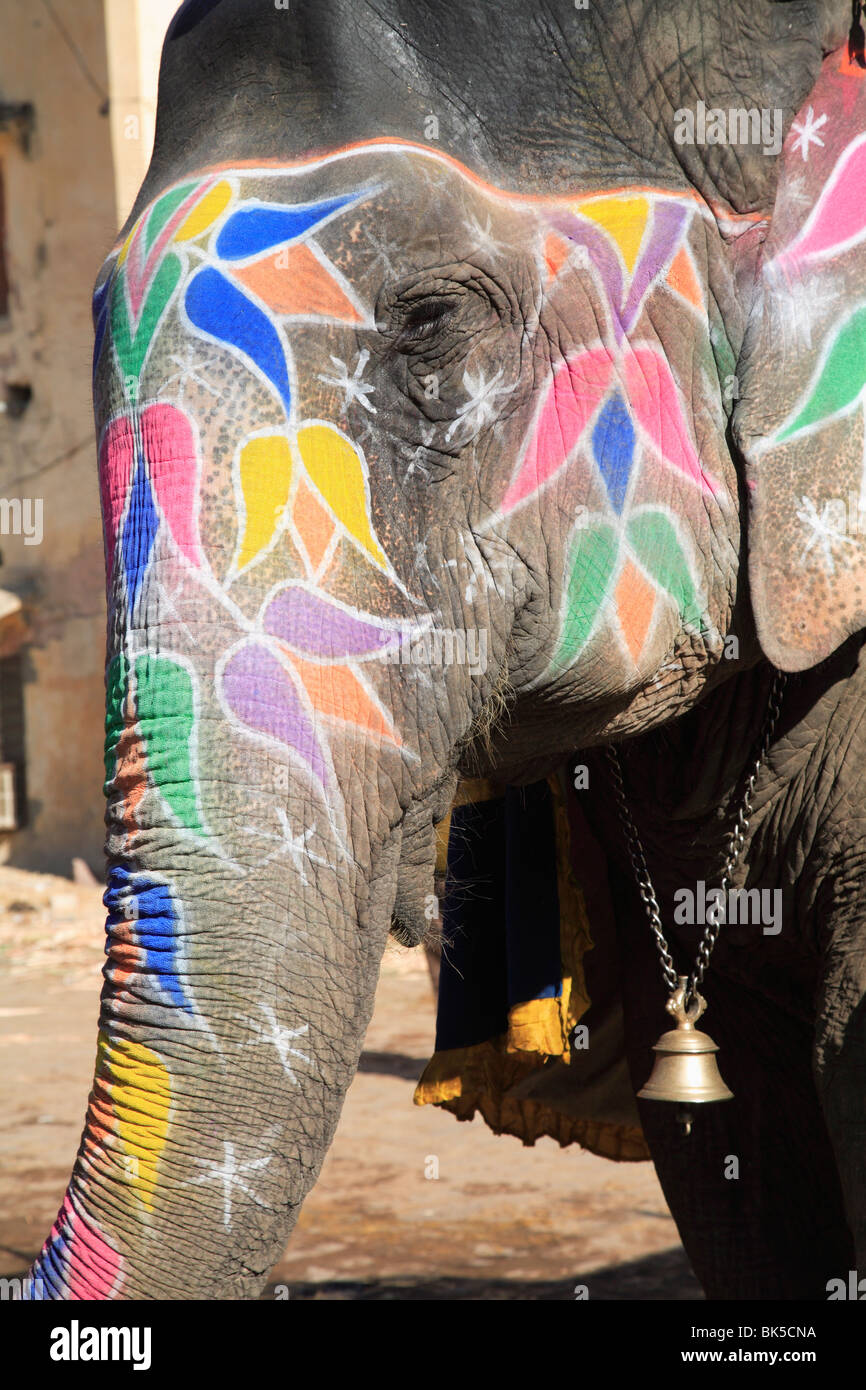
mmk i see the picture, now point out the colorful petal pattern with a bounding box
[185,266,294,415]
[555,523,619,666]
[777,133,866,270]
[215,191,365,260]
[296,423,388,570]
[221,642,329,786]
[104,867,192,1014]
[235,434,293,572]
[90,1031,172,1213]
[133,654,207,837]
[592,391,635,513]
[776,303,866,440]
[28,1195,123,1300]
[263,586,396,659]
[626,511,704,631]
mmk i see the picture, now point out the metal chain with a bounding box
[604,668,787,1007]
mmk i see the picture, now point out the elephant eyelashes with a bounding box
[391,295,460,352]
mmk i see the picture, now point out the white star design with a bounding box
[244,1005,314,1085]
[158,343,222,405]
[461,211,505,260]
[444,366,514,442]
[768,274,840,353]
[353,415,379,452]
[790,107,828,161]
[402,425,436,481]
[318,348,377,414]
[153,580,198,648]
[191,1141,272,1229]
[412,538,438,585]
[366,229,403,278]
[796,496,856,574]
[241,809,330,885]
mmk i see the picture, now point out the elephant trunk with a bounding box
[28,725,405,1298]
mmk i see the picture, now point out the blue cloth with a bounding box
[435,780,564,1051]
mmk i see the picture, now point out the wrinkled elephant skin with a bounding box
[24,0,866,1300]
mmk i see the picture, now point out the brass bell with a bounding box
[638,976,733,1106]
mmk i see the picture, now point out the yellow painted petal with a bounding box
[98,1032,171,1212]
[175,180,233,242]
[236,434,293,571]
[296,423,387,570]
[579,196,649,272]
[117,225,137,269]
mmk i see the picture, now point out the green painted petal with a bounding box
[777,303,866,441]
[554,523,619,666]
[144,183,197,253]
[626,512,704,630]
[111,252,183,392]
[133,654,206,836]
[104,652,130,785]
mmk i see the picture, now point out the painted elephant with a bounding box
[25,0,866,1300]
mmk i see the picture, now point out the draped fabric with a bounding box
[414,773,650,1161]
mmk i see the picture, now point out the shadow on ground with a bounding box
[357,1050,429,1080]
[264,1247,703,1300]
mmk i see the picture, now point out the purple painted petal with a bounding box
[263,586,396,659]
[221,643,328,786]
[548,214,625,335]
[621,201,688,332]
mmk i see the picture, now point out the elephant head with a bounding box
[27,0,866,1298]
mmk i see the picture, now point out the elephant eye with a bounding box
[391,295,460,352]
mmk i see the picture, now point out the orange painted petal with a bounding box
[292,477,336,570]
[838,48,866,77]
[666,245,702,308]
[110,943,141,972]
[287,654,399,743]
[615,560,656,663]
[114,726,147,829]
[543,232,572,281]
[85,1122,113,1150]
[234,243,362,321]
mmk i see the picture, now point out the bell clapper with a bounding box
[676,1108,694,1137]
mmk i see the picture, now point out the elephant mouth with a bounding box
[389,782,456,947]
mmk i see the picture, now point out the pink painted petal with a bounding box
[624,347,716,494]
[141,403,202,567]
[779,133,866,268]
[123,226,148,321]
[126,179,215,321]
[98,415,136,580]
[63,1200,123,1300]
[501,348,614,513]
[35,1193,123,1300]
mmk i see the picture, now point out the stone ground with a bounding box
[0,865,701,1300]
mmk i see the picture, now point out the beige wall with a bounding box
[0,0,176,873]
[105,0,181,229]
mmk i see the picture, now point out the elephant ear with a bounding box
[732,49,866,671]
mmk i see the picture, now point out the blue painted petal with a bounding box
[592,391,635,514]
[104,867,192,1012]
[92,274,112,327]
[92,305,110,383]
[121,457,159,610]
[92,275,113,381]
[186,266,293,416]
[215,192,364,261]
